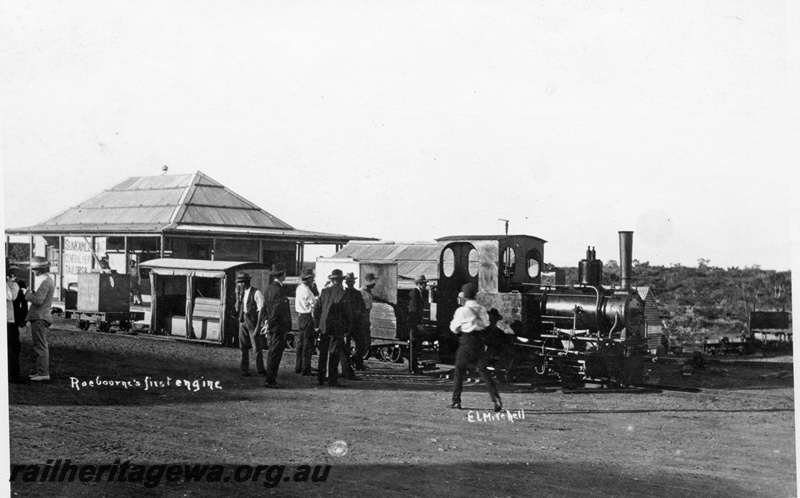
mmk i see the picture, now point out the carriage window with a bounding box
[527,249,541,278]
[468,248,479,277]
[442,248,455,277]
[502,247,516,277]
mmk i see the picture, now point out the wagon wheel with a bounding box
[362,342,372,361]
[285,333,296,351]
[379,346,402,363]
[119,320,131,332]
[98,321,111,333]
[78,320,90,331]
[349,343,372,361]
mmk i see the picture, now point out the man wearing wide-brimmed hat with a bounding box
[263,267,292,388]
[343,272,365,375]
[235,272,266,377]
[312,269,353,387]
[357,273,379,371]
[405,275,428,373]
[23,256,55,381]
[294,268,317,376]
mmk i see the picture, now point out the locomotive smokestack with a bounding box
[619,231,633,290]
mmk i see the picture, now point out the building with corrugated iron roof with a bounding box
[5,171,372,303]
[330,241,440,288]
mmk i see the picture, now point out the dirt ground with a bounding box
[6,321,796,497]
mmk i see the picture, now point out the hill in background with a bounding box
[561,260,791,349]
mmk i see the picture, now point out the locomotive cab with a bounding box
[434,234,546,362]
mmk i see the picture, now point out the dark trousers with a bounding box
[339,334,356,378]
[317,334,331,384]
[295,314,315,374]
[265,329,287,385]
[331,335,349,382]
[452,332,499,405]
[351,314,369,370]
[239,322,266,374]
[7,323,21,380]
[317,334,347,385]
[409,326,423,371]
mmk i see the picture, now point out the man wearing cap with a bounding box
[357,273,379,371]
[294,268,317,376]
[312,269,353,387]
[24,256,55,381]
[343,273,366,375]
[449,283,501,412]
[236,273,266,377]
[264,268,292,388]
[406,275,428,373]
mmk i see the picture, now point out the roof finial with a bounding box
[162,165,169,175]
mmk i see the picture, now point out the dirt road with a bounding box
[7,325,796,497]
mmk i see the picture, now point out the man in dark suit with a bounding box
[264,268,292,388]
[6,262,28,383]
[343,272,365,375]
[313,269,353,387]
[406,275,427,373]
[236,273,265,377]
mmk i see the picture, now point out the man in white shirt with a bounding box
[236,273,265,377]
[294,268,317,376]
[449,283,501,412]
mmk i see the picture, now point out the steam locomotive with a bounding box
[432,231,647,387]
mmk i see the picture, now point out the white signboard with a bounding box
[63,237,106,283]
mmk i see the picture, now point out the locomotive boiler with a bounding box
[434,231,647,387]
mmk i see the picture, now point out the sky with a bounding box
[2,0,798,270]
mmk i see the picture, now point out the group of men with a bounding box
[235,266,505,413]
[5,255,506,413]
[5,256,55,383]
[236,267,379,388]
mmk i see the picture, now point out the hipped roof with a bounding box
[7,171,371,243]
